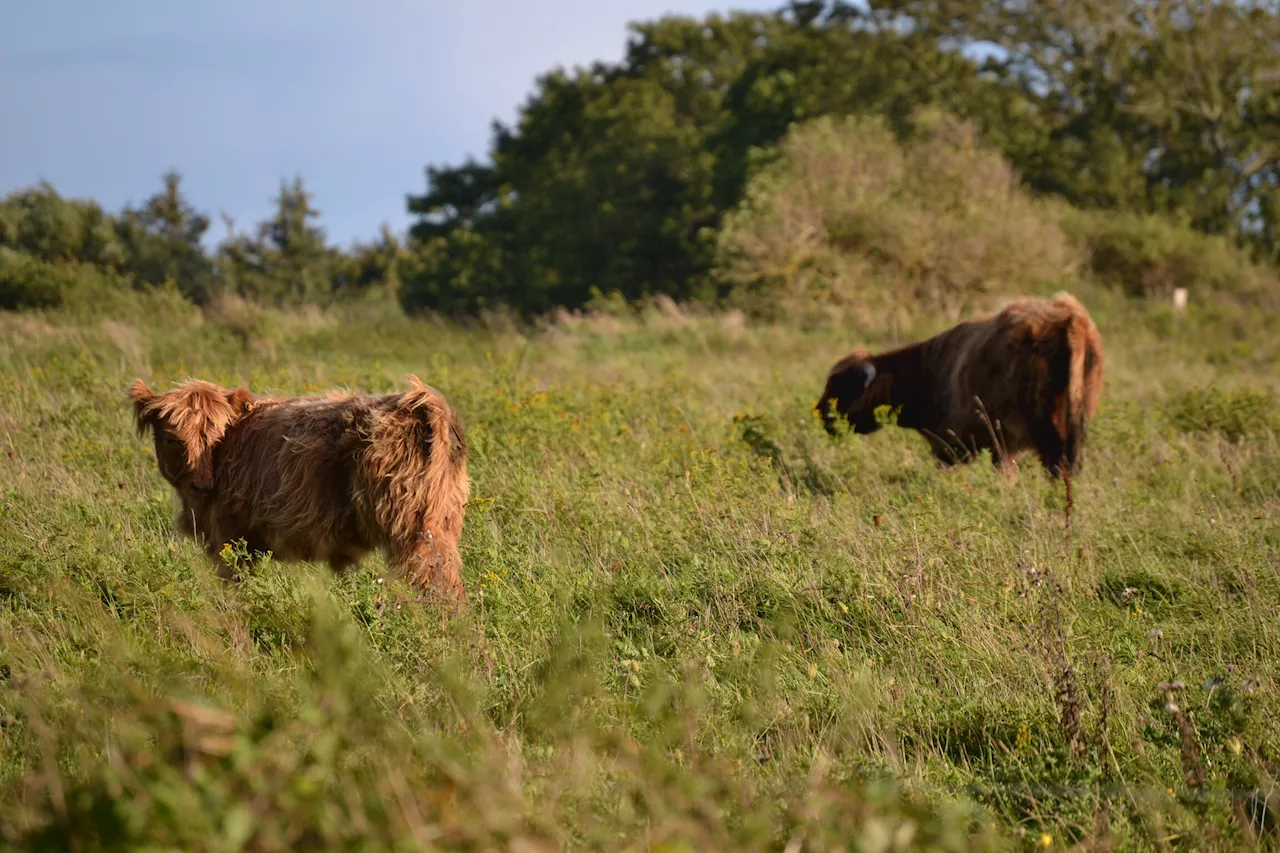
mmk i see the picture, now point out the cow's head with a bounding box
[815,350,888,436]
[130,379,255,496]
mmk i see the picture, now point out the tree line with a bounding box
[4,0,1279,316]
[0,174,403,311]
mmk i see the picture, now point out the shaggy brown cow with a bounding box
[815,292,1103,477]
[130,376,471,602]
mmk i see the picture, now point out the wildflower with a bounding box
[1039,833,1053,847]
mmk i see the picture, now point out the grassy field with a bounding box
[1,283,1279,851]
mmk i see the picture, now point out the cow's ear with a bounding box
[129,379,157,437]
[227,387,255,416]
[839,360,876,400]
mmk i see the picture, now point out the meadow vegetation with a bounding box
[4,1,1280,848]
[2,251,1279,851]
[0,279,1277,851]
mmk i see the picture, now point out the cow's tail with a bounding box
[364,376,471,600]
[1055,293,1100,476]
[400,375,470,539]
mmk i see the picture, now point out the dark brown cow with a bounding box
[130,376,471,603]
[816,292,1104,477]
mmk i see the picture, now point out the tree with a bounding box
[708,3,1046,211]
[334,223,407,298]
[262,177,332,303]
[220,177,334,304]
[0,182,126,269]
[861,0,1280,257]
[402,2,1014,316]
[117,171,216,303]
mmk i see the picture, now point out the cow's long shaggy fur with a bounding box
[130,376,471,602]
[816,292,1104,477]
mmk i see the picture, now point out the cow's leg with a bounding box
[328,547,366,576]
[393,529,467,606]
[204,540,240,582]
[925,432,966,467]
[932,444,962,467]
[184,509,238,583]
[988,442,1027,480]
[989,444,1006,469]
[1028,418,1068,478]
[205,525,272,583]
[1061,420,1085,477]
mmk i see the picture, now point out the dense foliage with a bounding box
[866,0,1280,258]
[403,0,1280,314]
[400,3,1038,315]
[6,1,1280,317]
[0,176,404,312]
[716,112,1078,320]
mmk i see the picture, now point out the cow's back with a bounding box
[924,317,1004,436]
[210,395,375,561]
[924,303,1049,453]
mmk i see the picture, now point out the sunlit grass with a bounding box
[1,288,1278,850]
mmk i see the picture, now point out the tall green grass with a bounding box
[1,288,1278,851]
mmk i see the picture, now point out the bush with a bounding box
[0,250,139,311]
[0,249,74,310]
[398,230,510,318]
[1061,208,1280,305]
[1164,387,1280,443]
[0,247,202,328]
[0,183,126,269]
[716,113,1077,318]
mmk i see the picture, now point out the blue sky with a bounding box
[1,1,772,247]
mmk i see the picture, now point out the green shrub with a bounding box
[0,249,83,310]
[716,113,1077,318]
[0,250,154,314]
[0,248,206,333]
[1164,387,1280,442]
[1061,208,1280,304]
[398,229,510,318]
[0,182,126,269]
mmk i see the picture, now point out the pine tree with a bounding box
[118,171,215,302]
